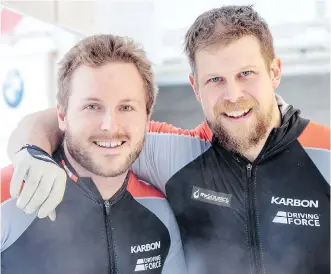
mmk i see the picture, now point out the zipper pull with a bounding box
[104,200,111,215]
[246,164,252,178]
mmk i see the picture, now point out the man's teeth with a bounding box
[95,141,123,148]
[225,109,250,118]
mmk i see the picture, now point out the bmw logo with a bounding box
[2,70,24,108]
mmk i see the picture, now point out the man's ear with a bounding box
[57,104,66,131]
[145,112,152,131]
[147,111,152,122]
[270,57,282,89]
[189,73,201,102]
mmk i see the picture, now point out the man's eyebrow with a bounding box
[83,97,102,102]
[201,65,259,79]
[199,73,220,81]
[119,98,141,104]
[238,65,258,71]
[205,73,220,78]
[81,98,142,104]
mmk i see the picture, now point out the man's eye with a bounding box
[210,77,221,83]
[86,105,99,110]
[120,105,133,111]
[240,71,252,77]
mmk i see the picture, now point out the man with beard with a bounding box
[5,5,330,274]
[0,34,186,274]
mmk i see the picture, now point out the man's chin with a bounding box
[93,153,141,177]
[211,122,249,150]
[216,123,252,138]
[87,160,128,177]
[94,169,128,178]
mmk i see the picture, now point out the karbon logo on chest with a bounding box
[131,241,161,254]
[271,196,318,208]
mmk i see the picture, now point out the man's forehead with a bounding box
[196,40,265,73]
[71,64,143,89]
[199,38,261,58]
[71,62,143,80]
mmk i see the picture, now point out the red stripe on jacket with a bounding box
[1,165,14,203]
[148,121,213,142]
[298,121,330,150]
[127,172,164,198]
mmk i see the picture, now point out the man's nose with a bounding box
[223,80,244,103]
[100,111,118,132]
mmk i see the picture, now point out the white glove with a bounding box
[10,145,67,221]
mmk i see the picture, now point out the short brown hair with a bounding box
[57,34,157,114]
[184,5,275,75]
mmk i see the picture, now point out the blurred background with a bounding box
[0,0,330,166]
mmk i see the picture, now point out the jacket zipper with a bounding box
[246,163,262,274]
[104,200,116,274]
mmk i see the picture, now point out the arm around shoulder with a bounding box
[7,108,63,160]
[131,120,212,194]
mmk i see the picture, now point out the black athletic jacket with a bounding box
[1,147,187,274]
[132,96,330,274]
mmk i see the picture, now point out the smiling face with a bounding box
[58,62,149,177]
[190,35,281,154]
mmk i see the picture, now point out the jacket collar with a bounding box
[53,146,130,203]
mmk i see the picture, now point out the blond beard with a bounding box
[210,100,274,155]
[65,131,144,177]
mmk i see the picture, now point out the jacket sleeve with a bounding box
[1,165,36,252]
[298,121,330,184]
[131,121,212,194]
